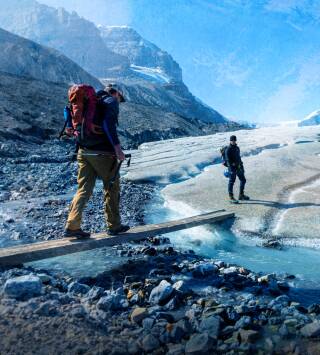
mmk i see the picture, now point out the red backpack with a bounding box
[68,84,98,137]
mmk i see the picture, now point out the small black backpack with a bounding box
[220,146,228,167]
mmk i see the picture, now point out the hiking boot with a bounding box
[239,193,250,201]
[64,229,91,239]
[229,194,239,204]
[107,224,130,236]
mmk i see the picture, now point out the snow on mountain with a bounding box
[299,110,320,126]
[0,0,245,143]
[130,65,170,84]
[99,26,182,82]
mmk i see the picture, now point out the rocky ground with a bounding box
[1,140,320,354]
[0,139,154,246]
[1,238,320,354]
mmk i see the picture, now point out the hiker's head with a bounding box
[105,84,125,103]
[230,135,237,145]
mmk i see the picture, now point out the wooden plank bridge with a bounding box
[0,210,234,266]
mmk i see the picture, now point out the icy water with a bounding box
[21,177,320,304]
[145,195,320,305]
[28,188,320,304]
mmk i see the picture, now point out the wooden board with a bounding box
[0,210,234,266]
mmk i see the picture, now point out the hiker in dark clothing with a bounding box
[225,135,250,204]
[64,85,130,238]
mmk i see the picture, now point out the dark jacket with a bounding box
[225,144,243,169]
[79,96,120,152]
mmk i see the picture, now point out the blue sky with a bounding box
[39,0,320,123]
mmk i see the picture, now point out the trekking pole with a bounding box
[58,121,68,139]
[108,154,132,189]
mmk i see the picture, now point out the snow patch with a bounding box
[130,65,171,84]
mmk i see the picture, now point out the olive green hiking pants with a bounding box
[66,149,121,231]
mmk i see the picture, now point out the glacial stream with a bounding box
[26,184,320,305]
[144,194,320,305]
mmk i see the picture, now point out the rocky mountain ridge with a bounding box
[0,28,101,87]
[0,0,129,77]
[0,0,236,127]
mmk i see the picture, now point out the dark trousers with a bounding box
[228,168,246,195]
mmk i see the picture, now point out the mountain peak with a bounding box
[99,25,183,82]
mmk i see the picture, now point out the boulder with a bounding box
[198,315,220,338]
[185,332,214,354]
[167,344,185,355]
[85,286,104,301]
[131,307,149,323]
[67,282,90,295]
[192,263,218,277]
[97,289,128,312]
[238,329,259,343]
[235,316,252,330]
[149,280,174,305]
[141,334,160,352]
[3,275,42,300]
[300,321,320,338]
[170,319,192,342]
[173,280,190,295]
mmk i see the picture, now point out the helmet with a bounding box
[224,169,231,178]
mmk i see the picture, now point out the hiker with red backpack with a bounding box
[63,84,130,238]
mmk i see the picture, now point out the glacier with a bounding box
[124,124,320,285]
[125,124,320,244]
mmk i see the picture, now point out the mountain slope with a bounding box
[0,28,101,87]
[299,110,320,127]
[0,71,231,150]
[99,25,228,124]
[1,1,232,125]
[0,0,129,77]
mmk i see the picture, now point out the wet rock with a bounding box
[97,290,128,312]
[258,274,273,283]
[164,296,180,310]
[70,305,86,318]
[300,321,320,338]
[128,341,141,354]
[221,266,238,274]
[167,343,185,355]
[262,239,282,249]
[277,281,290,291]
[85,286,104,301]
[234,316,252,330]
[142,317,155,330]
[172,280,190,295]
[131,307,149,323]
[185,332,214,354]
[37,273,52,284]
[192,263,218,277]
[3,275,42,300]
[141,334,160,352]
[155,312,175,323]
[170,319,192,342]
[149,280,174,306]
[237,329,259,343]
[198,315,220,338]
[308,304,320,314]
[67,281,90,295]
